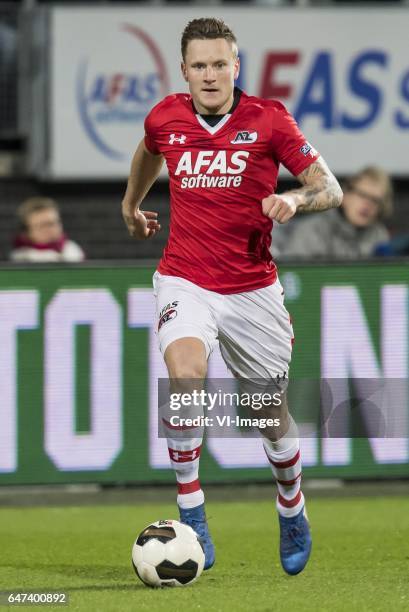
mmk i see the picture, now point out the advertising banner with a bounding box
[0,262,408,485]
[49,7,409,178]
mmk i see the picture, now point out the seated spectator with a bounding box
[9,197,85,262]
[277,166,393,259]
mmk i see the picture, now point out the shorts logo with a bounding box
[230,130,257,144]
[158,301,179,330]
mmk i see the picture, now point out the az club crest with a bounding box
[230,130,258,144]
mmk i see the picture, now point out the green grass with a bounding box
[1,497,408,611]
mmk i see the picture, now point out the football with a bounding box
[132,519,205,587]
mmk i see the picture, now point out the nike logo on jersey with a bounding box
[169,134,186,145]
[230,130,258,144]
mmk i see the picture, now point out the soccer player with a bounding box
[122,17,343,575]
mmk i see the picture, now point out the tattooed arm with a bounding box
[262,156,343,224]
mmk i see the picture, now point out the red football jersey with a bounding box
[144,89,319,294]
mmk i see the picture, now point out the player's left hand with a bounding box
[261,193,297,224]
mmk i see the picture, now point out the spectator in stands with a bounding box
[277,166,393,259]
[9,197,85,262]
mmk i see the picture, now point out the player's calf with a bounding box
[262,414,312,574]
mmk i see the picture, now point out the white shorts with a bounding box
[153,272,293,380]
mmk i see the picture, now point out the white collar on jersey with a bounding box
[195,113,232,135]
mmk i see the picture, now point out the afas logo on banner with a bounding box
[76,24,169,160]
[241,50,409,129]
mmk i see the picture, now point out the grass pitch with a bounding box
[1,497,408,612]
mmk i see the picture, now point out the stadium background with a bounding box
[1,1,408,487]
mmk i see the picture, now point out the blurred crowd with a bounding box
[6,164,409,264]
[10,197,84,263]
[272,165,407,260]
[1,3,407,263]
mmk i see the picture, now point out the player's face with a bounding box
[342,177,385,227]
[26,209,63,244]
[182,38,240,114]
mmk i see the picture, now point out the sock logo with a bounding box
[169,447,201,462]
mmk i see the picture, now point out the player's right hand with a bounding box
[124,209,161,240]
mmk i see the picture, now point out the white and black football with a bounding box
[132,519,205,587]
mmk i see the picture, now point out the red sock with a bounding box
[263,417,305,518]
[167,436,204,509]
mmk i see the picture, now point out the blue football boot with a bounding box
[179,503,215,570]
[279,506,312,575]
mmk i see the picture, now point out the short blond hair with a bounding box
[345,166,393,219]
[17,197,60,229]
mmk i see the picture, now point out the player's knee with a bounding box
[164,338,207,381]
[168,361,207,381]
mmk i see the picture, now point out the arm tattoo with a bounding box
[288,157,343,213]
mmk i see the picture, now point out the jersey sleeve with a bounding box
[144,110,161,155]
[270,101,319,176]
